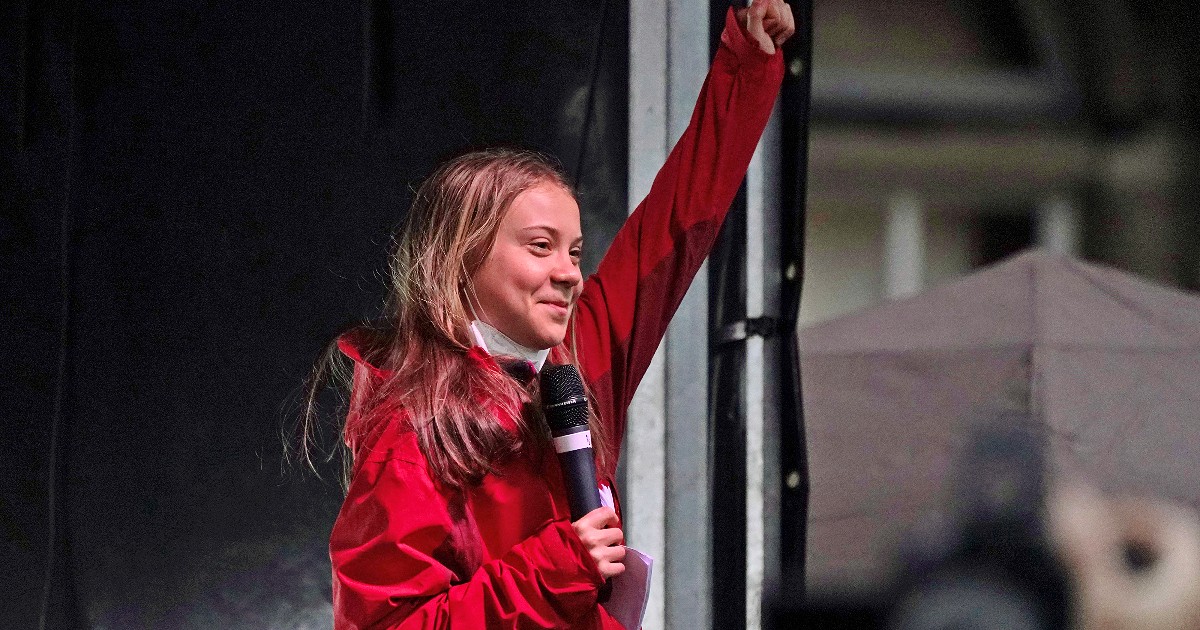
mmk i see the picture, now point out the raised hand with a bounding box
[737,0,797,55]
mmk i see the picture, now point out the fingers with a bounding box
[574,518,624,550]
[595,544,627,579]
[744,0,776,55]
[738,0,797,55]
[763,1,796,48]
[571,507,627,579]
[573,506,619,530]
[748,0,769,24]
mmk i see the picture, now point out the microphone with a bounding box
[540,364,602,521]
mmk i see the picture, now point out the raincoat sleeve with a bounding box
[573,7,784,444]
[331,454,608,629]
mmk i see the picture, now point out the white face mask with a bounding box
[464,282,552,372]
[469,319,550,372]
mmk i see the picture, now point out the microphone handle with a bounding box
[553,427,602,521]
[552,426,613,602]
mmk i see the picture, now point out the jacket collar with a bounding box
[468,320,550,372]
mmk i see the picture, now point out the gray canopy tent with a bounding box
[799,249,1200,595]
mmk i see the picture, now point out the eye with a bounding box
[529,240,552,252]
[570,247,583,261]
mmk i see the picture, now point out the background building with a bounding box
[803,0,1199,326]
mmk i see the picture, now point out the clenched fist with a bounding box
[736,0,797,55]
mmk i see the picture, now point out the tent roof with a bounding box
[799,249,1200,354]
[800,249,1200,594]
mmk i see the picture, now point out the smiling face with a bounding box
[468,182,584,350]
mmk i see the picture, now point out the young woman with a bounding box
[309,2,793,627]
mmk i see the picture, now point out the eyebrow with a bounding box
[519,225,584,245]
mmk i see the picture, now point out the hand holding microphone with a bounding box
[573,507,627,579]
[540,364,625,579]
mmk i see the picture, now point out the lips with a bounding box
[539,298,571,317]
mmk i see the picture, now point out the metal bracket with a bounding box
[716,316,780,345]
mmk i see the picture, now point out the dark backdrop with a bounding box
[1,1,627,627]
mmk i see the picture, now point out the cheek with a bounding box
[505,257,551,293]
[471,256,510,308]
[474,251,543,308]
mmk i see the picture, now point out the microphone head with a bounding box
[539,364,590,432]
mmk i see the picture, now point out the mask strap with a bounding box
[465,298,491,353]
[468,320,490,354]
[461,273,491,353]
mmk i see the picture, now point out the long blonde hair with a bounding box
[298,148,612,490]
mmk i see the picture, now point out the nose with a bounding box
[551,252,583,289]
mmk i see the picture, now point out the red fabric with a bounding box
[330,10,783,629]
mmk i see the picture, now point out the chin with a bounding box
[535,336,565,350]
[532,328,567,350]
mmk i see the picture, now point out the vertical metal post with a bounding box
[626,2,710,628]
[776,3,814,620]
[626,1,669,627]
[744,104,784,630]
[711,2,813,629]
[664,2,714,629]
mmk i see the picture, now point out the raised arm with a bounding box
[572,3,790,449]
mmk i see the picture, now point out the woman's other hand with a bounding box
[736,0,797,55]
[572,506,627,579]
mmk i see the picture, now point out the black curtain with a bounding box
[1,2,626,627]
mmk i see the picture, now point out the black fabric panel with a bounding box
[1,2,82,629]
[1,1,627,627]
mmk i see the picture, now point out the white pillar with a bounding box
[626,1,669,627]
[663,2,714,630]
[743,101,783,630]
[884,191,926,299]
[1037,195,1081,256]
[627,2,710,628]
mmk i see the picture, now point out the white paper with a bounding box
[600,546,654,630]
[599,483,615,510]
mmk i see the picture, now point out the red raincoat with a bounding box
[330,9,784,628]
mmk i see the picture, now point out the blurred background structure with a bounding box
[802,0,1200,326]
[793,1,1200,626]
[3,1,1199,629]
[796,251,1200,623]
